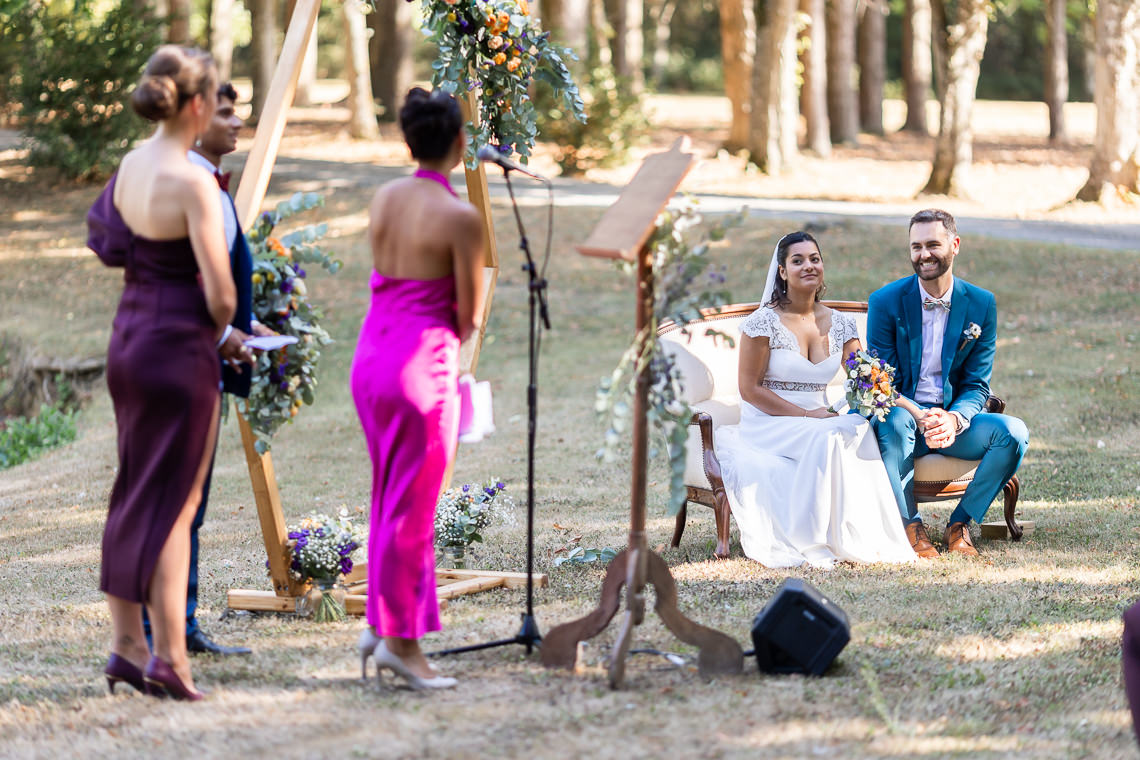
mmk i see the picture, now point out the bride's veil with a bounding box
[759,236,785,306]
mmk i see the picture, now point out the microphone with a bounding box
[475,145,551,184]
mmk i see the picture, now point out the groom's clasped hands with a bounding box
[916,407,959,449]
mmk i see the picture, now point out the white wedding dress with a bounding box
[715,306,916,568]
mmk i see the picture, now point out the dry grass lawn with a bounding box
[2,100,1139,759]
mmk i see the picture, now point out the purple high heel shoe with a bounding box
[104,653,147,695]
[143,656,205,701]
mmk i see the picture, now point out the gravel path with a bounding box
[264,153,1139,252]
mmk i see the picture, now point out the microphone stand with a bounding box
[430,166,548,657]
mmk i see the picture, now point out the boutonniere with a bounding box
[958,322,981,351]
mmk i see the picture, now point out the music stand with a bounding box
[539,138,744,688]
[429,165,550,657]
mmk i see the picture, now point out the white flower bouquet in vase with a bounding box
[434,479,516,569]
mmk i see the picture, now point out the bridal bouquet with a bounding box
[840,350,899,422]
[286,510,362,622]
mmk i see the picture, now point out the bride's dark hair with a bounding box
[767,231,827,309]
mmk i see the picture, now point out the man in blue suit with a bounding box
[144,83,261,654]
[868,209,1028,558]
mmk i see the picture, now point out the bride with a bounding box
[716,231,918,567]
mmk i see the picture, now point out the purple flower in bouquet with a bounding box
[281,278,294,294]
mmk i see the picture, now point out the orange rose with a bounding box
[493,52,507,65]
[518,0,529,14]
[507,56,521,72]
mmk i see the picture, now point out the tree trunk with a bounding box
[720,0,755,152]
[900,0,931,134]
[858,0,886,135]
[210,0,235,83]
[1076,0,1140,202]
[249,0,279,123]
[930,0,947,104]
[343,0,379,140]
[167,0,190,43]
[826,0,858,144]
[749,0,799,173]
[648,0,677,87]
[541,0,590,60]
[294,24,318,106]
[369,0,414,121]
[922,0,990,197]
[1044,0,1069,142]
[605,0,644,92]
[800,0,830,156]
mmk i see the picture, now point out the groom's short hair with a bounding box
[909,209,957,237]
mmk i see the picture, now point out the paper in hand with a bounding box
[243,335,299,351]
[458,374,495,443]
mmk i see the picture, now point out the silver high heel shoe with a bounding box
[357,628,382,679]
[373,641,457,691]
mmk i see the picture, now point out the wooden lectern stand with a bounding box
[539,139,743,687]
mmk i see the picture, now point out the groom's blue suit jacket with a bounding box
[867,275,996,424]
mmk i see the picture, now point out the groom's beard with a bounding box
[912,256,951,280]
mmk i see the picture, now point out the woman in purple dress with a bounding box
[352,88,484,690]
[86,46,235,700]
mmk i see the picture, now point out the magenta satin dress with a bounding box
[350,269,459,638]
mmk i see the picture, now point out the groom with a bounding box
[868,209,1028,558]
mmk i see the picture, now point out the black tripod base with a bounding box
[428,613,542,658]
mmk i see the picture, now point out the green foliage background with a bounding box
[5,0,161,180]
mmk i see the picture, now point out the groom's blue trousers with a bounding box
[874,406,1028,524]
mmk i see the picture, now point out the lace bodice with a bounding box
[740,306,859,356]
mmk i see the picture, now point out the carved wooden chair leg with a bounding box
[1003,474,1022,541]
[671,501,688,548]
[713,489,731,559]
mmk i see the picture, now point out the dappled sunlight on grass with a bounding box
[937,619,1120,662]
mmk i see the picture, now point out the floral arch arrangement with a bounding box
[421,0,587,166]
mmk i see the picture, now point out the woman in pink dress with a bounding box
[351,88,484,690]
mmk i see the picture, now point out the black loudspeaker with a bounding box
[751,578,850,676]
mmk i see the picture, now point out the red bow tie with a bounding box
[215,170,232,192]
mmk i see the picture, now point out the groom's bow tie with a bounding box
[214,170,232,192]
[922,297,951,312]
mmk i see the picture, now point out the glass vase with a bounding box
[300,577,347,622]
[442,544,467,570]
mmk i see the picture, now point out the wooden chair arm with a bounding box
[689,412,725,492]
[984,394,1006,414]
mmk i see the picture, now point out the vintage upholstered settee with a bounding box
[660,300,1022,559]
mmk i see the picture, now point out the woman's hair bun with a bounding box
[399,87,462,161]
[129,45,216,123]
[131,75,179,122]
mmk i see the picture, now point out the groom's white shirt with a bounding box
[915,275,952,405]
[915,275,969,432]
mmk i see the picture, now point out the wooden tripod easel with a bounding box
[539,139,743,688]
[224,0,546,615]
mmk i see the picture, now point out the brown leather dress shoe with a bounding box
[943,522,980,557]
[905,521,939,559]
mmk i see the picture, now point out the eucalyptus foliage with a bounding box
[236,192,341,454]
[596,203,744,515]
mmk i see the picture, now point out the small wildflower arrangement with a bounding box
[420,0,586,167]
[837,350,899,422]
[434,479,516,551]
[595,202,742,515]
[286,510,362,622]
[236,192,341,454]
[958,321,982,351]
